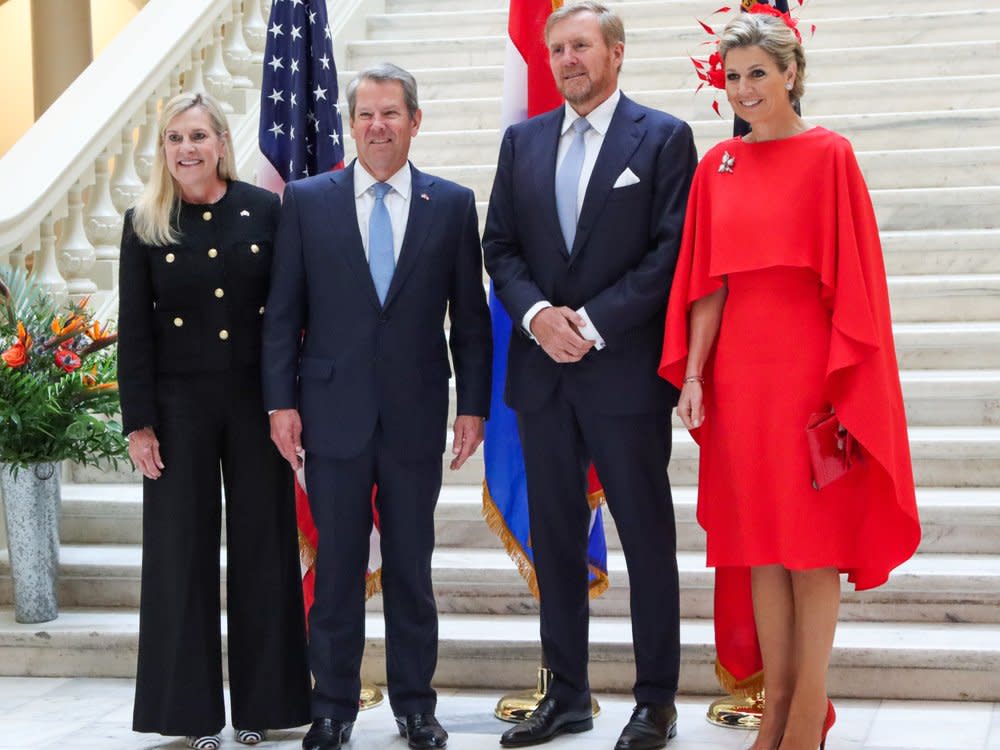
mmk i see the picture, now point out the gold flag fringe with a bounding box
[482,480,609,600]
[298,529,383,600]
[714,657,764,697]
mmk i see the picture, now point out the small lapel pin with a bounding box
[718,151,735,174]
[420,193,430,201]
[240,209,251,216]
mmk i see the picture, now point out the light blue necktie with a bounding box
[555,117,591,253]
[368,182,394,305]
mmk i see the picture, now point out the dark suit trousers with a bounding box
[305,426,442,721]
[133,368,311,736]
[518,386,680,708]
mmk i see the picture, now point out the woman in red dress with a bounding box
[659,12,920,750]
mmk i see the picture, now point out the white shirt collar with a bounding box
[353,160,412,200]
[561,88,621,137]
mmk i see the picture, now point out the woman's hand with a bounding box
[129,427,164,479]
[677,380,705,430]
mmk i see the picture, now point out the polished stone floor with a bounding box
[0,678,997,750]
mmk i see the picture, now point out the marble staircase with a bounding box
[2,0,1000,703]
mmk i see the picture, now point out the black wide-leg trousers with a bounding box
[133,368,311,737]
[518,387,680,709]
[304,427,442,722]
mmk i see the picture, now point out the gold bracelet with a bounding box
[683,375,704,384]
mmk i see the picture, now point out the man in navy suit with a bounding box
[483,4,697,748]
[262,63,492,750]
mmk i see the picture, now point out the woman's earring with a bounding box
[785,82,793,91]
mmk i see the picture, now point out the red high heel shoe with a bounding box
[820,699,836,749]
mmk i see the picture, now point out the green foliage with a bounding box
[0,266,128,471]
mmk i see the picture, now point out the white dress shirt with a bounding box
[354,160,411,262]
[522,89,622,350]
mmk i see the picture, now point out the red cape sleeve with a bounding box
[818,141,921,589]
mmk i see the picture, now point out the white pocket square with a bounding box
[613,167,640,188]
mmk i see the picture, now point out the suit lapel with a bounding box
[326,163,382,310]
[531,108,572,260]
[383,164,434,309]
[571,96,646,262]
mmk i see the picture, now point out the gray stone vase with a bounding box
[0,462,60,623]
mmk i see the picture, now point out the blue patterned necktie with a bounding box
[368,182,394,304]
[555,117,591,253]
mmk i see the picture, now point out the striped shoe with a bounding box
[236,729,266,745]
[185,736,221,750]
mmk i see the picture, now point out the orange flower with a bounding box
[81,366,99,386]
[2,342,28,368]
[85,319,113,342]
[51,313,85,338]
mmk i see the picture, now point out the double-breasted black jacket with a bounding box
[117,180,280,434]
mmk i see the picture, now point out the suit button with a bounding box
[258,306,266,315]
[208,248,218,258]
[173,317,183,327]
[250,244,260,254]
[218,329,229,340]
[165,253,175,263]
[202,211,212,221]
[214,288,225,298]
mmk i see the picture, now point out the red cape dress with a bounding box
[660,126,920,589]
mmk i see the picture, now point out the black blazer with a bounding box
[261,162,492,460]
[483,95,697,415]
[117,181,280,434]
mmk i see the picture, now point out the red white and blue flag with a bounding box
[483,0,609,599]
[258,0,381,614]
[259,0,345,184]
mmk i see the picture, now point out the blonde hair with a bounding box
[719,12,806,104]
[132,92,237,246]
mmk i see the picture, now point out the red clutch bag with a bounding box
[806,411,862,490]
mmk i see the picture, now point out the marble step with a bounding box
[0,608,996,700]
[400,109,1000,164]
[348,11,1000,67]
[894,322,1000,369]
[419,146,1000,205]
[416,87,1000,138]
[3,544,998,625]
[369,5,1000,39]
[881,229,1000,276]
[341,40,1000,101]
[383,0,989,17]
[57,484,1000,555]
[888,275,1000,322]
[900,370,1000,425]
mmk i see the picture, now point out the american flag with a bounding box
[259,0,344,181]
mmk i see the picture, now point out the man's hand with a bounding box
[450,415,485,471]
[270,408,304,471]
[530,306,594,363]
[128,427,164,480]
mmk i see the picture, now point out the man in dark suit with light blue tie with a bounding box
[483,3,697,749]
[262,63,492,750]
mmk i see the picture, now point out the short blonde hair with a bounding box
[132,92,237,246]
[719,12,806,103]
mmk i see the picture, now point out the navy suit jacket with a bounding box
[261,162,492,460]
[483,94,697,415]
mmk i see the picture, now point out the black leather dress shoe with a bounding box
[395,713,449,749]
[614,703,678,750]
[499,697,593,747]
[302,717,355,750]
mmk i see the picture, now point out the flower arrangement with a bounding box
[691,1,812,116]
[0,266,128,473]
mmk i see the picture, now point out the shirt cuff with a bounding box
[576,306,606,350]
[522,301,553,343]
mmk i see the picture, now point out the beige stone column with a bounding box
[31,0,93,118]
